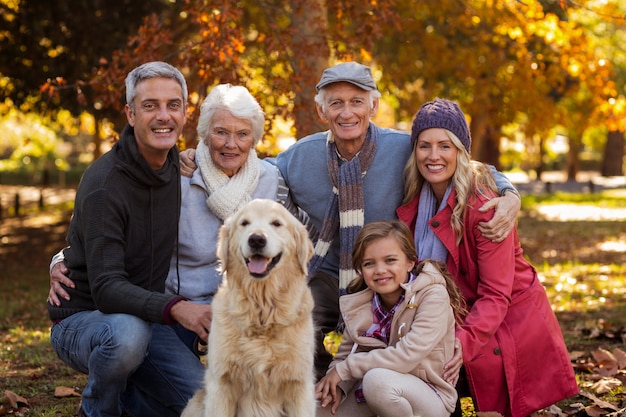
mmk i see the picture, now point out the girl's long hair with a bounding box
[415,259,468,325]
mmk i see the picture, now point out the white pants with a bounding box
[316,368,449,417]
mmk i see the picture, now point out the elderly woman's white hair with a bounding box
[196,84,265,146]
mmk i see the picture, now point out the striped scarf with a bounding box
[308,125,378,292]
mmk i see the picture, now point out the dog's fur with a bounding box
[181,199,316,417]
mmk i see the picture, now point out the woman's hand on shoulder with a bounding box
[179,148,197,178]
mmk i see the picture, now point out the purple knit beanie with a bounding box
[410,98,471,153]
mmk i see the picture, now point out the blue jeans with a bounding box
[50,311,204,417]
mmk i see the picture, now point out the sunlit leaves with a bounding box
[1,0,623,165]
[0,109,73,172]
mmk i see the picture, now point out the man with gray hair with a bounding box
[47,61,208,417]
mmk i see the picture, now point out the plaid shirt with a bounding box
[363,292,405,344]
[355,279,412,403]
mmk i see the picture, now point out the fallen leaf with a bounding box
[54,386,82,398]
[585,405,609,416]
[562,402,586,413]
[591,377,622,394]
[613,348,626,369]
[579,390,620,411]
[13,406,29,417]
[543,404,566,416]
[3,390,28,409]
[592,348,619,376]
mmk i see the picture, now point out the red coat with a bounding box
[397,189,578,417]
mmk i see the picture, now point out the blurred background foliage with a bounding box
[0,0,625,185]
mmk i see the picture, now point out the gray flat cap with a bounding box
[315,62,378,92]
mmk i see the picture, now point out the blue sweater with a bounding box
[274,124,411,279]
[165,160,279,303]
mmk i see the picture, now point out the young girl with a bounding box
[315,220,464,417]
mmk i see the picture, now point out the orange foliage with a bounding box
[37,0,620,162]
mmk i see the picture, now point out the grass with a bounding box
[1,189,626,415]
[0,207,87,416]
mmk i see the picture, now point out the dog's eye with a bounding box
[271,220,282,227]
[240,220,250,226]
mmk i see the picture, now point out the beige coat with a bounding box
[329,262,457,413]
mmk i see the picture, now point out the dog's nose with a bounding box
[248,233,266,250]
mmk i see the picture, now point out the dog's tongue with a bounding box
[248,256,270,274]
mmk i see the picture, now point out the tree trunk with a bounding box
[481,125,501,169]
[469,112,489,162]
[469,114,500,168]
[93,115,103,161]
[566,136,581,181]
[601,130,625,176]
[535,136,546,181]
[290,0,330,139]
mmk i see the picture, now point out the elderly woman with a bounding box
[49,84,312,353]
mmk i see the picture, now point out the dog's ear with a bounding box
[295,221,314,275]
[217,218,231,273]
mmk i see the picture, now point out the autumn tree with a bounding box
[371,0,614,179]
[0,0,178,159]
[36,0,402,151]
[0,0,180,114]
[2,0,620,177]
[570,1,626,176]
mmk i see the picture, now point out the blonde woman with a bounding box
[397,98,578,416]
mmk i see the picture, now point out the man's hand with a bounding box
[443,337,463,386]
[315,368,342,415]
[48,261,74,306]
[179,148,197,178]
[477,191,520,242]
[170,300,213,342]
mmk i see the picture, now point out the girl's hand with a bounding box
[315,368,342,414]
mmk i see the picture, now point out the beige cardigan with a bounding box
[329,262,458,413]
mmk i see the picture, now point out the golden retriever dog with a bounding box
[181,199,316,417]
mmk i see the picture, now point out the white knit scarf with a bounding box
[195,140,260,220]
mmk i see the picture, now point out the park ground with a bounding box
[1,171,626,416]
